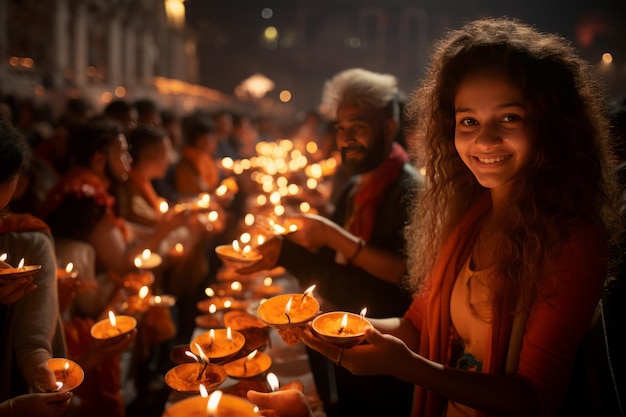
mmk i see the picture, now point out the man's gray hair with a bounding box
[321,68,399,120]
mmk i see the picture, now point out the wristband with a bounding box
[348,238,365,263]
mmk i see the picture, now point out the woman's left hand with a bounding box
[301,324,414,377]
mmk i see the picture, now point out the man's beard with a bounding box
[340,135,386,174]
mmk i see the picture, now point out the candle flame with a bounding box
[227,327,232,342]
[0,253,6,262]
[266,372,279,392]
[207,211,219,222]
[288,224,298,232]
[184,350,200,362]
[207,390,223,414]
[263,277,272,286]
[303,284,316,297]
[247,350,258,361]
[209,329,215,345]
[242,245,252,256]
[205,287,215,297]
[230,281,242,291]
[224,300,232,308]
[159,201,169,213]
[240,232,251,244]
[154,295,162,304]
[274,204,285,216]
[198,193,210,208]
[133,257,142,268]
[64,361,70,371]
[55,381,63,391]
[138,286,149,299]
[285,296,293,316]
[209,304,217,314]
[215,184,228,196]
[194,342,209,363]
[65,262,74,273]
[360,307,367,318]
[199,384,208,398]
[340,313,348,331]
[142,249,151,259]
[244,213,255,226]
[17,258,24,268]
[232,240,241,252]
[174,243,184,254]
[108,310,117,327]
[256,234,266,246]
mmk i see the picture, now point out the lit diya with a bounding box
[223,349,272,379]
[90,311,137,340]
[311,308,371,348]
[35,358,84,393]
[0,257,41,280]
[165,362,227,393]
[197,296,248,313]
[256,286,319,346]
[250,277,284,298]
[190,328,245,362]
[133,249,162,270]
[215,243,262,269]
[161,390,260,417]
[56,262,78,280]
[149,294,177,307]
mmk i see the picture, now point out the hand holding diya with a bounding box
[0,257,41,280]
[190,327,246,363]
[256,285,319,346]
[34,358,84,393]
[91,310,137,340]
[311,308,371,348]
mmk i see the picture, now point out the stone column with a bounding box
[107,14,122,87]
[140,28,155,84]
[124,24,136,87]
[52,0,68,89]
[73,3,87,88]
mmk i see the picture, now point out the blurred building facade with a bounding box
[0,0,228,116]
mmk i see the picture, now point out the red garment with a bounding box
[0,212,50,234]
[404,196,608,417]
[40,166,114,219]
[345,142,408,241]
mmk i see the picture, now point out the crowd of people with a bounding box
[1,16,625,417]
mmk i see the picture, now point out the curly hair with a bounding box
[404,17,622,313]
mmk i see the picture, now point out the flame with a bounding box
[55,381,63,391]
[184,350,199,362]
[256,234,266,246]
[207,390,222,414]
[194,342,209,363]
[224,300,232,308]
[64,361,70,372]
[244,213,255,226]
[199,384,208,398]
[303,284,316,297]
[207,211,219,222]
[209,329,215,345]
[266,372,279,392]
[232,240,241,252]
[209,304,217,314]
[138,286,149,299]
[230,281,242,291]
[0,253,6,262]
[133,257,142,268]
[246,350,258,361]
[65,262,74,273]
[205,287,215,297]
[263,277,272,286]
[241,245,252,256]
[239,232,251,244]
[17,258,25,268]
[198,193,210,208]
[159,201,169,213]
[340,313,348,330]
[226,327,232,342]
[285,296,293,316]
[142,249,151,259]
[154,295,162,304]
[174,243,184,254]
[108,311,117,327]
[360,307,367,318]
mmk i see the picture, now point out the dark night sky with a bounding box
[183,0,626,109]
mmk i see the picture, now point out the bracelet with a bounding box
[347,238,365,263]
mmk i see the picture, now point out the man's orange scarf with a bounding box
[344,142,408,242]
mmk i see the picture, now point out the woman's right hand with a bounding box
[9,391,73,417]
[247,389,314,417]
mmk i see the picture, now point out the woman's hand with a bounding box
[301,324,415,378]
[0,276,36,304]
[79,328,137,371]
[247,389,314,417]
[236,236,283,275]
[8,391,73,417]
